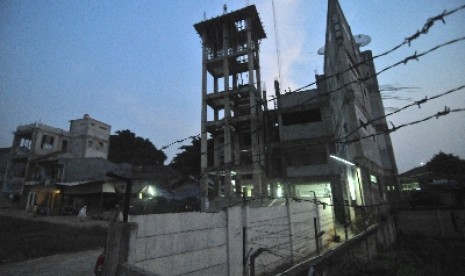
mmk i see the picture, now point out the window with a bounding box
[282,109,322,126]
[236,54,248,64]
[61,140,68,152]
[241,134,251,146]
[235,20,245,31]
[40,135,55,150]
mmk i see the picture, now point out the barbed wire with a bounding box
[339,107,465,144]
[279,36,465,114]
[165,35,465,163]
[292,4,465,93]
[339,84,465,141]
[160,5,465,152]
[175,97,465,176]
[162,6,465,192]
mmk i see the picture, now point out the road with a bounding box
[0,248,102,276]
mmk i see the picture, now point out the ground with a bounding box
[0,248,102,276]
[333,236,465,276]
[0,209,108,275]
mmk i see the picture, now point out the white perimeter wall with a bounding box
[127,201,335,276]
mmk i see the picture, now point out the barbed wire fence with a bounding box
[148,5,465,217]
[140,5,465,272]
[160,4,465,158]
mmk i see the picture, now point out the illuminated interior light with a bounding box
[147,185,156,197]
[348,179,356,201]
[330,155,355,166]
[277,184,282,198]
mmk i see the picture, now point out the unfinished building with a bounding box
[194,5,267,204]
[194,1,400,224]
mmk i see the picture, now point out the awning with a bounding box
[57,181,116,195]
[56,181,93,186]
[102,183,116,193]
[29,186,58,193]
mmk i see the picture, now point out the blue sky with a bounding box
[1,0,464,173]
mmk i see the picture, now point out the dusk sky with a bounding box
[1,0,464,173]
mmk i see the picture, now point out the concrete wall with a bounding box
[129,208,234,276]
[396,209,465,238]
[280,123,326,141]
[286,164,340,178]
[278,217,397,276]
[106,201,336,276]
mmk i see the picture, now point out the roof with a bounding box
[59,157,129,182]
[399,165,430,178]
[194,5,266,48]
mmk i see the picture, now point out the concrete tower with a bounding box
[194,5,267,206]
[322,0,400,221]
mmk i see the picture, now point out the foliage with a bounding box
[108,129,166,166]
[426,152,465,181]
[405,152,465,209]
[0,216,107,264]
[169,137,213,177]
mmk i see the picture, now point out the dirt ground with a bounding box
[0,208,108,275]
[0,248,102,276]
[0,209,110,229]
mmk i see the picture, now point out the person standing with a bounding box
[78,205,87,221]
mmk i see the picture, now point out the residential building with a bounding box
[69,114,111,159]
[0,147,11,207]
[1,114,112,211]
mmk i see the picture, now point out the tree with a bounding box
[169,137,213,177]
[108,130,166,165]
[423,152,465,208]
[426,152,465,179]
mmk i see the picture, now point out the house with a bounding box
[0,147,11,208]
[1,114,116,213]
[400,165,464,208]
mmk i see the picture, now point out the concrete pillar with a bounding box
[247,20,262,198]
[200,33,209,207]
[286,200,296,264]
[210,78,220,197]
[103,222,138,276]
[227,206,243,276]
[234,133,241,194]
[223,22,232,199]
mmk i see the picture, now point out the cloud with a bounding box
[253,0,325,95]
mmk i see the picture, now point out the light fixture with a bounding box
[147,185,156,197]
[277,184,283,198]
[330,155,355,166]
